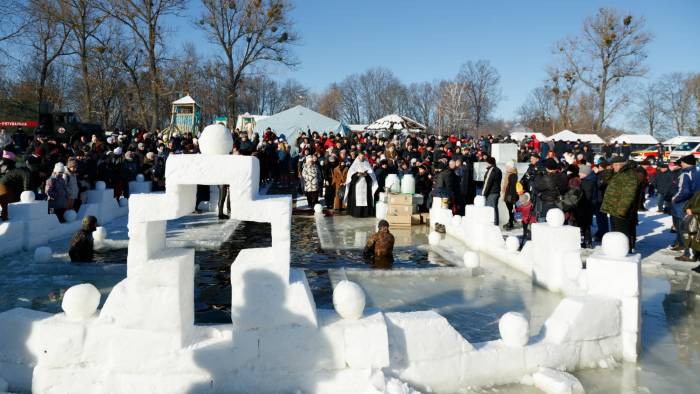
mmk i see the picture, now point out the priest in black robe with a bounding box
[343,154,378,218]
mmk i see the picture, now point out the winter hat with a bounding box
[113,147,123,156]
[680,155,697,166]
[146,152,156,160]
[610,156,626,164]
[519,193,531,204]
[53,162,65,174]
[505,161,515,169]
[124,151,134,160]
[2,150,16,161]
[106,136,114,144]
[137,142,145,149]
[545,158,559,171]
[579,164,592,177]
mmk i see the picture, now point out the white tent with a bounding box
[662,136,700,146]
[546,129,604,144]
[366,114,426,133]
[510,131,547,142]
[609,134,658,145]
[252,106,348,149]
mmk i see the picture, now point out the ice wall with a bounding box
[0,184,128,257]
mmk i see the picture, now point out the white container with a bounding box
[385,174,401,193]
[400,174,416,194]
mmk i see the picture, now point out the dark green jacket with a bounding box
[601,164,640,218]
[683,191,700,252]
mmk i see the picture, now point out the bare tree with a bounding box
[25,0,72,109]
[338,74,362,124]
[407,82,437,130]
[277,79,309,109]
[547,67,576,130]
[659,73,694,135]
[358,67,402,122]
[556,8,652,132]
[101,0,186,130]
[54,0,106,121]
[687,73,700,134]
[457,60,501,133]
[317,83,343,120]
[197,0,297,122]
[435,80,469,135]
[632,80,665,136]
[0,1,31,47]
[517,86,555,134]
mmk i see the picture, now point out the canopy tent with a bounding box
[609,134,658,145]
[546,129,604,144]
[365,114,426,133]
[510,131,547,142]
[253,106,348,150]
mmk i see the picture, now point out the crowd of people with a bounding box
[3,124,700,273]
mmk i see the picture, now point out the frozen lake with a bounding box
[1,202,700,392]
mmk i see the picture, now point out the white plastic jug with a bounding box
[385,174,401,193]
[400,174,416,194]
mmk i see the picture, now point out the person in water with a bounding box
[69,215,98,262]
[363,219,395,269]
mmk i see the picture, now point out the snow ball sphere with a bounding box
[546,208,565,227]
[428,231,441,246]
[33,246,53,262]
[63,209,77,222]
[602,232,629,258]
[20,190,35,203]
[314,203,323,213]
[61,283,101,320]
[451,215,462,226]
[505,236,520,252]
[474,195,486,207]
[462,251,480,268]
[93,226,107,242]
[333,280,365,320]
[499,311,530,347]
[199,123,233,155]
[95,181,106,191]
[136,173,145,182]
[119,197,128,207]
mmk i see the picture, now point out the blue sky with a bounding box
[176,1,700,124]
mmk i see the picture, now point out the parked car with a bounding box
[630,145,669,163]
[668,137,700,162]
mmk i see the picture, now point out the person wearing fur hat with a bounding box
[534,158,568,219]
[45,162,69,222]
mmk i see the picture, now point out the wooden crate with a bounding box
[388,204,412,216]
[387,193,412,206]
[387,213,412,227]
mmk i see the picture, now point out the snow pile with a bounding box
[20,191,35,203]
[601,231,629,258]
[499,312,529,347]
[61,284,100,320]
[333,280,365,320]
[505,235,520,252]
[546,208,565,227]
[63,209,77,222]
[428,231,441,246]
[532,367,585,394]
[198,123,233,155]
[33,246,52,263]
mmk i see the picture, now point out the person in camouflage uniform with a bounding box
[601,157,641,252]
[364,219,395,269]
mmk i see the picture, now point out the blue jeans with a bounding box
[486,193,500,226]
[595,206,609,239]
